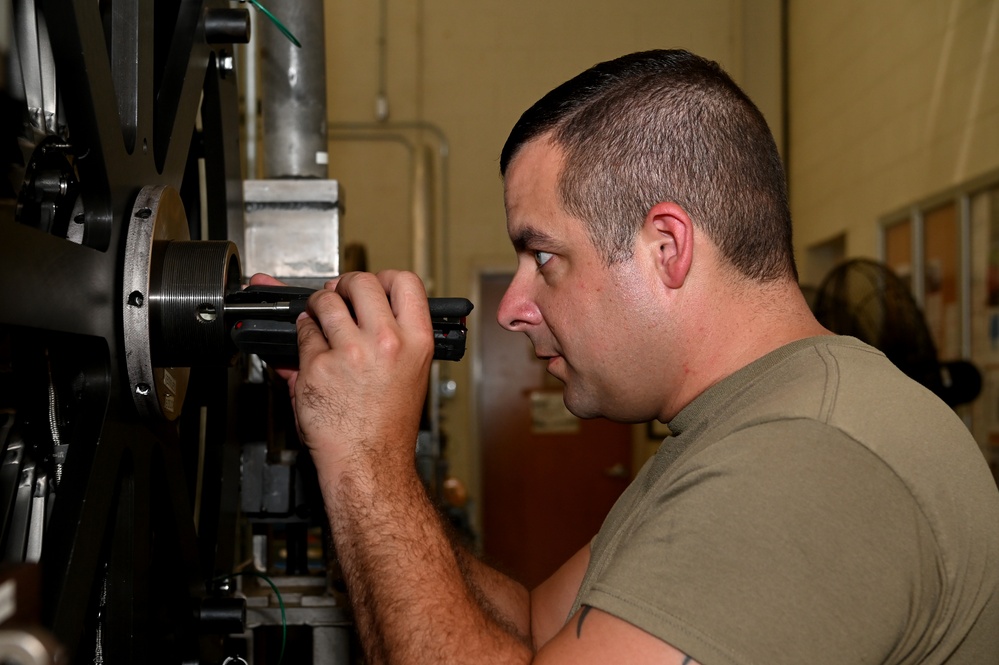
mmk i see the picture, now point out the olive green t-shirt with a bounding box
[573,336,999,664]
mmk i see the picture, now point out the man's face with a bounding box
[498,138,665,422]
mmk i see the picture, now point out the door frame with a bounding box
[468,263,517,551]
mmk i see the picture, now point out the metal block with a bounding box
[312,625,351,663]
[242,180,341,282]
[245,604,351,629]
[240,442,294,516]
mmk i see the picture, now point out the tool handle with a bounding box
[228,286,472,364]
[229,285,473,319]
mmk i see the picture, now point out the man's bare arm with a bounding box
[295,271,532,663]
[321,461,533,664]
[453,541,591,650]
[286,271,701,664]
[454,546,532,642]
[529,544,590,649]
[535,606,702,665]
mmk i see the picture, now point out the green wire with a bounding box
[245,0,302,48]
[216,570,288,665]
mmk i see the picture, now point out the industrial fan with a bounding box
[811,258,982,407]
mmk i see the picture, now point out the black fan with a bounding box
[811,258,982,407]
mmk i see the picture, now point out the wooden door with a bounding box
[477,273,633,589]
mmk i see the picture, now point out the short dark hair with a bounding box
[500,49,797,282]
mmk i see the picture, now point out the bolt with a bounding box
[197,303,218,322]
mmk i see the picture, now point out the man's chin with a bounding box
[561,389,601,420]
[547,364,602,418]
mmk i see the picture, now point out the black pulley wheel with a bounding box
[0,0,249,661]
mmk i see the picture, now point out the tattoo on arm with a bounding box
[575,606,696,664]
[575,605,593,639]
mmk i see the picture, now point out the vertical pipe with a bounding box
[960,194,972,357]
[241,8,258,179]
[260,0,328,178]
[912,206,926,307]
[412,145,432,289]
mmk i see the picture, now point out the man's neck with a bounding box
[661,278,831,421]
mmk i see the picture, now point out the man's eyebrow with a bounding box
[511,226,557,252]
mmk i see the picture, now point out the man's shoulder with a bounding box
[702,335,983,477]
[590,412,999,664]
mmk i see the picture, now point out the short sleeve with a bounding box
[579,419,940,665]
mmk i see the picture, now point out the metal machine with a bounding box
[0,0,468,662]
[0,0,252,660]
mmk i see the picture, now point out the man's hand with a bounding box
[245,273,697,664]
[248,271,435,485]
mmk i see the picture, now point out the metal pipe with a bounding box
[412,145,432,286]
[260,0,328,178]
[328,121,451,295]
[239,8,258,178]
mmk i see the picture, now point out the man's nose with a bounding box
[497,275,541,332]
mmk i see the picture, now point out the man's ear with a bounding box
[640,201,694,289]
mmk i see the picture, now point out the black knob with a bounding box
[205,8,252,45]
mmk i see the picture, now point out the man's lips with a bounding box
[539,354,563,371]
[531,340,563,369]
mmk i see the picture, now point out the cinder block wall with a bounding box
[789,0,999,285]
[321,0,784,512]
[313,0,999,538]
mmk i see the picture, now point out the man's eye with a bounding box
[534,251,554,267]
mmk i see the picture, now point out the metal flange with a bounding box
[122,185,242,420]
[122,185,192,420]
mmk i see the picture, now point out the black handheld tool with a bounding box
[225,285,474,364]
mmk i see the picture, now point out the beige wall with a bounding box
[320,1,783,514]
[309,0,999,539]
[789,0,999,285]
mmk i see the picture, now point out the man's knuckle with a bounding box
[376,331,404,356]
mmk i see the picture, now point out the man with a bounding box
[258,49,999,663]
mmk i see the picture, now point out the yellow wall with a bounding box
[789,0,999,284]
[320,1,785,512]
[316,0,999,531]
